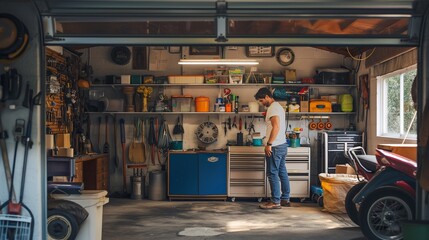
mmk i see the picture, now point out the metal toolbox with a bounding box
[229,146,311,200]
[228,146,267,199]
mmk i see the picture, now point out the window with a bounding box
[377,66,417,139]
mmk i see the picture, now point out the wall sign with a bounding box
[246,46,274,57]
[189,46,219,55]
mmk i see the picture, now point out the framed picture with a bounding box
[246,46,274,57]
[189,46,219,55]
[168,46,182,54]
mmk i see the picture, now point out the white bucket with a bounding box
[51,190,109,240]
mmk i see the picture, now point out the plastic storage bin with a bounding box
[168,75,204,84]
[171,95,192,112]
[51,190,109,240]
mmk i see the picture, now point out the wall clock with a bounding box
[276,48,295,66]
[111,46,131,65]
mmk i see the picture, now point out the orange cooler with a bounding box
[195,97,210,112]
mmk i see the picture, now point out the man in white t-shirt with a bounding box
[254,88,290,209]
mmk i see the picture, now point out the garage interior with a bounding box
[1,1,429,240]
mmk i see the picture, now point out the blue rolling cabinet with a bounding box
[169,153,199,195]
[168,152,227,199]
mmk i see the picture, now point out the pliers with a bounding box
[232,116,237,128]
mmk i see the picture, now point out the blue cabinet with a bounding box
[168,152,227,198]
[198,153,227,195]
[169,153,199,195]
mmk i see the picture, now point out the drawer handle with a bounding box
[208,156,218,163]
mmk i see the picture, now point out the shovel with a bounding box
[128,118,146,163]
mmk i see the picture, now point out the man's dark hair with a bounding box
[254,87,273,100]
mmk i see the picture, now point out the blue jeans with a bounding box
[266,143,290,203]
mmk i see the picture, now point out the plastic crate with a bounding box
[0,214,32,240]
[171,95,193,112]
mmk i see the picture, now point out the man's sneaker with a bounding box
[259,202,281,209]
[280,200,291,207]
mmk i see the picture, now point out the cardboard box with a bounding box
[301,100,309,112]
[57,147,74,157]
[335,164,355,174]
[56,133,71,148]
[121,75,131,84]
[285,69,297,83]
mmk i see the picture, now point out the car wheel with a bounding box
[359,186,414,240]
[345,181,366,226]
[47,209,79,240]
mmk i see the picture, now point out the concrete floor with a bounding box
[102,198,366,240]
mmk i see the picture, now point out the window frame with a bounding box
[376,64,417,140]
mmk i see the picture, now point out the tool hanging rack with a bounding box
[45,48,81,135]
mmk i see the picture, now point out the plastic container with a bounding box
[170,141,183,150]
[51,190,109,240]
[249,102,259,112]
[225,103,232,112]
[289,138,301,147]
[171,95,192,112]
[339,94,353,112]
[168,75,204,84]
[195,96,210,112]
[252,138,263,146]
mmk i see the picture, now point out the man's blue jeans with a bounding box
[266,143,290,203]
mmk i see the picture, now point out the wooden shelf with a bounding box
[90,83,356,88]
[87,111,356,115]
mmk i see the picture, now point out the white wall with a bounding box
[87,46,353,193]
[0,2,45,239]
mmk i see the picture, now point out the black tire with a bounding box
[47,209,79,240]
[359,186,415,240]
[345,181,366,226]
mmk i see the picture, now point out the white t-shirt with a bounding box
[265,101,286,146]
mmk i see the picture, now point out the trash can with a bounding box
[51,190,109,240]
[318,173,359,213]
[403,221,429,240]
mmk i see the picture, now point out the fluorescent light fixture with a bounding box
[178,59,259,65]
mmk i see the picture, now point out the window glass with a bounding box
[54,17,216,36]
[377,66,417,139]
[228,18,409,36]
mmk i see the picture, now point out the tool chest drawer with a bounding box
[228,146,311,199]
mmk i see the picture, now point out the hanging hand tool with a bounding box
[120,119,127,195]
[239,117,242,131]
[244,118,247,130]
[6,85,39,237]
[7,119,25,212]
[148,117,156,165]
[222,122,227,136]
[113,115,119,170]
[232,116,237,128]
[228,116,231,130]
[103,115,110,154]
[97,116,101,153]
[0,113,15,202]
[84,114,93,154]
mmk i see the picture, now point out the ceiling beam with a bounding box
[44,36,418,46]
